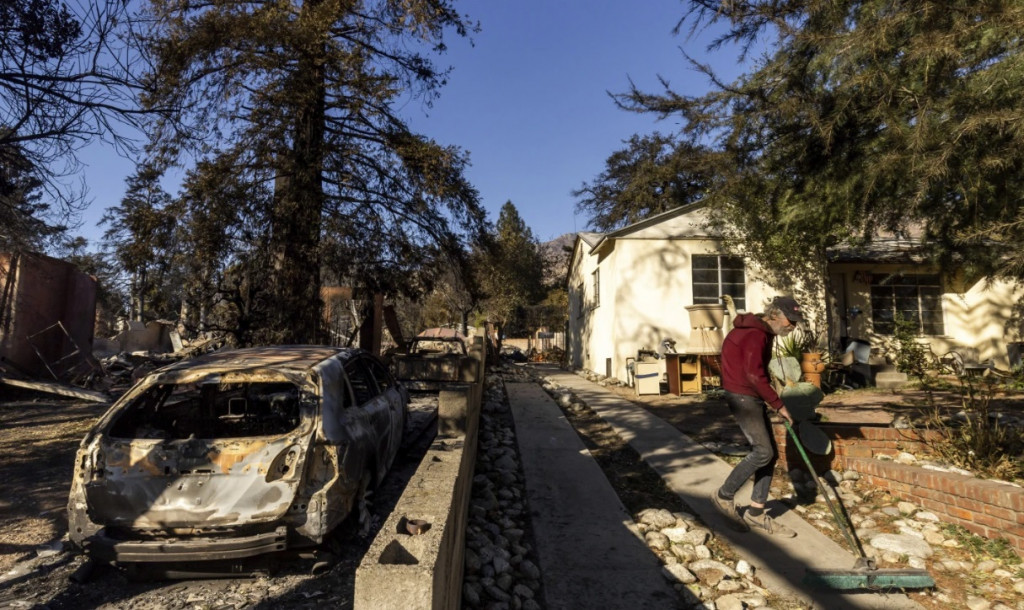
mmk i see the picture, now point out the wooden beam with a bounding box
[1,377,110,403]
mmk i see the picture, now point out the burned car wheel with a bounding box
[68,346,409,572]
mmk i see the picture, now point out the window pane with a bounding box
[693,284,719,300]
[869,274,944,335]
[869,290,892,310]
[692,294,720,305]
[721,269,745,283]
[896,309,920,325]
[692,255,717,270]
[723,285,746,311]
[691,255,746,310]
[921,309,944,334]
[873,310,895,334]
[345,360,379,404]
[920,289,942,308]
[692,269,719,284]
[894,295,919,311]
[721,256,744,270]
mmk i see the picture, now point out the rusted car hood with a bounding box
[83,434,309,529]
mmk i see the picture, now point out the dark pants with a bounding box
[718,390,778,505]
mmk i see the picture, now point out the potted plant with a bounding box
[795,328,826,387]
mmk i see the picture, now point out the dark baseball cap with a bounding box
[773,296,804,324]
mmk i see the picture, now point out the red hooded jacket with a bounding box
[720,313,783,410]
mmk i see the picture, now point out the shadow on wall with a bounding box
[928,288,1021,367]
[611,244,698,379]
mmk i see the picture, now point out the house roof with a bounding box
[578,232,603,249]
[581,203,712,255]
[827,238,928,264]
[573,206,932,265]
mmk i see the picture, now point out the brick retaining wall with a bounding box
[771,421,1024,557]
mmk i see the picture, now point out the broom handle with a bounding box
[783,420,867,559]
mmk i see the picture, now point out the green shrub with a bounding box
[886,314,930,382]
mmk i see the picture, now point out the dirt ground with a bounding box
[0,391,107,575]
[1,380,1018,577]
[1,375,1022,608]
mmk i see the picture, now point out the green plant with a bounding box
[793,327,823,354]
[940,524,1023,566]
[886,314,931,382]
[1008,364,1024,391]
[777,333,803,359]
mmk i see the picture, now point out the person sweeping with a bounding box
[710,296,803,537]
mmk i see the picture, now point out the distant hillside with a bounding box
[539,233,575,286]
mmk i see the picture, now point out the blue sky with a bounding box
[75,0,756,246]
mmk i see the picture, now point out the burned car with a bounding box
[390,332,476,391]
[68,346,407,568]
[406,335,467,357]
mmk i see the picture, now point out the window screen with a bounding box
[869,273,944,335]
[692,255,746,310]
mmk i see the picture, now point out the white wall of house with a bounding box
[830,263,1024,368]
[571,206,1024,380]
[568,206,780,383]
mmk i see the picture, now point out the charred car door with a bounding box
[363,355,407,471]
[342,356,396,485]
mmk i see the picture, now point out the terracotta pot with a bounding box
[800,352,825,375]
[803,371,822,389]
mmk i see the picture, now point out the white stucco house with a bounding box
[567,204,1023,385]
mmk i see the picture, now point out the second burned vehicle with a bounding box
[390,331,477,391]
[67,346,407,573]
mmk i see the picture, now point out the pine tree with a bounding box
[574,133,714,231]
[478,201,546,343]
[139,0,485,344]
[101,165,182,321]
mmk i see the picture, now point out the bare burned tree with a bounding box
[1,0,144,252]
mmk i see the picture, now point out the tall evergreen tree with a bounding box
[174,154,275,344]
[617,1,1024,287]
[574,133,715,231]
[0,143,61,252]
[478,201,546,342]
[138,0,486,345]
[101,165,182,321]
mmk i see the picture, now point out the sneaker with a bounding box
[743,511,797,537]
[710,491,749,532]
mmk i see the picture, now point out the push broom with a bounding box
[783,420,935,590]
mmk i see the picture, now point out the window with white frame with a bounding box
[869,273,944,335]
[692,255,745,310]
[592,269,600,308]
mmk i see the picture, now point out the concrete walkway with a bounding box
[507,382,681,609]
[508,366,924,610]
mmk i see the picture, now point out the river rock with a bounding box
[869,533,935,558]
